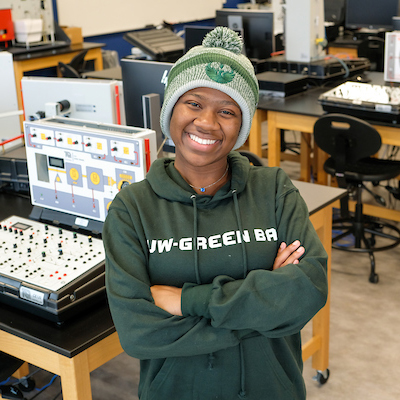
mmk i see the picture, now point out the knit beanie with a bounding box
[160,26,259,150]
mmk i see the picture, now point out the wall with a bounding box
[54,0,247,60]
[56,0,225,37]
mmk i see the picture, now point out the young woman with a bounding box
[104,27,328,400]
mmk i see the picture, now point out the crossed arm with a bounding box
[151,240,305,316]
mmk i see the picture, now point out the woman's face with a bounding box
[169,87,242,169]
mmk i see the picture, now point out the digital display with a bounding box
[12,222,31,230]
[48,156,65,169]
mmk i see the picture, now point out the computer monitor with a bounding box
[215,8,274,60]
[121,57,174,151]
[345,0,399,31]
[184,25,215,53]
[121,57,172,128]
[324,0,346,25]
[184,25,245,55]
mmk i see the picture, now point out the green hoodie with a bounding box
[104,151,328,400]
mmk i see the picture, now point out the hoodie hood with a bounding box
[145,151,250,207]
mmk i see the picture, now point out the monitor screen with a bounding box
[184,25,245,55]
[121,57,174,151]
[324,0,346,25]
[184,25,215,53]
[121,57,173,128]
[345,0,399,30]
[215,8,274,60]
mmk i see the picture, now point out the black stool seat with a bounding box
[324,157,400,182]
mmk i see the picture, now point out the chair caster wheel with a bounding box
[313,369,330,385]
[18,378,35,392]
[369,273,379,284]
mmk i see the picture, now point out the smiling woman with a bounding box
[169,87,242,192]
[103,27,328,400]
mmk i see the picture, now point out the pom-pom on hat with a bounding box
[160,26,259,150]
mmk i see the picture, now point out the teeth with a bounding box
[189,134,217,145]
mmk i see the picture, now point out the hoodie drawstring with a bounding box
[191,190,247,398]
[238,342,247,399]
[232,189,247,399]
[232,189,248,278]
[190,194,201,284]
[191,194,216,372]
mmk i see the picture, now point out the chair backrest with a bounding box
[69,49,89,73]
[58,61,81,78]
[314,114,382,167]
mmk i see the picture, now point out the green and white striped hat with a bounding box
[160,26,259,150]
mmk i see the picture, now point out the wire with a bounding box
[34,374,58,392]
[157,136,168,156]
[0,377,11,386]
[324,54,350,78]
[27,375,59,400]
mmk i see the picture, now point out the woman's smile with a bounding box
[188,133,219,146]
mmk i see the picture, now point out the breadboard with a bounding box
[0,215,105,322]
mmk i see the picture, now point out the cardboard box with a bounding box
[61,26,83,44]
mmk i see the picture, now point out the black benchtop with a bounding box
[0,192,115,358]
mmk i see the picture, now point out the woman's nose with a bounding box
[193,109,219,131]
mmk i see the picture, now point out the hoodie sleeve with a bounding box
[104,194,241,360]
[181,171,328,338]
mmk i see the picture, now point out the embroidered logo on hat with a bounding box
[205,63,235,84]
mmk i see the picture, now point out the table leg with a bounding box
[249,109,267,157]
[58,352,92,400]
[300,132,311,182]
[316,147,328,185]
[12,61,25,131]
[303,206,332,371]
[267,110,281,167]
[12,362,29,378]
[90,48,104,71]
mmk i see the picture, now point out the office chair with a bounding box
[58,49,88,78]
[313,114,400,283]
[238,150,264,166]
[358,36,385,72]
[0,352,36,398]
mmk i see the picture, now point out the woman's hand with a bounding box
[150,285,183,316]
[273,240,305,270]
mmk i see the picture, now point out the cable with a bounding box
[26,375,59,400]
[34,375,58,392]
[324,54,350,78]
[0,377,11,386]
[156,136,168,156]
